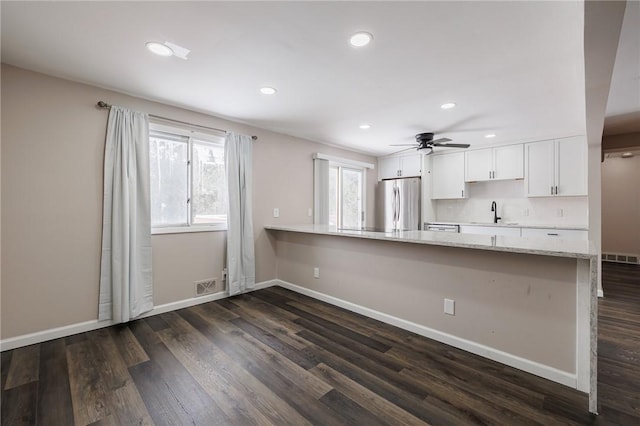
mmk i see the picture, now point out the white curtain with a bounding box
[313,158,330,224]
[225,132,255,296]
[98,106,153,322]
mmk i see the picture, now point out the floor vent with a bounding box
[603,253,640,264]
[194,278,218,296]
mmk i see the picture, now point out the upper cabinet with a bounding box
[378,152,421,180]
[432,152,466,199]
[465,144,523,182]
[525,136,587,197]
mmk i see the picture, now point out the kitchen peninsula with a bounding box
[265,224,598,413]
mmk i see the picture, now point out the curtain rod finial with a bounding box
[97,101,111,109]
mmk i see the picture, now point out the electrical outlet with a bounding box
[444,299,455,315]
[308,207,313,217]
[313,267,320,279]
[523,208,529,217]
[557,208,564,217]
[273,208,280,218]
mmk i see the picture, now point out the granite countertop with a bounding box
[265,224,596,259]
[427,221,589,231]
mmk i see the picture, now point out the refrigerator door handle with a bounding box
[397,186,401,224]
[393,187,398,222]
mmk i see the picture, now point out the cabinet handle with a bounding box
[555,185,558,195]
[547,233,559,236]
[489,171,492,179]
[462,190,464,197]
[550,186,554,195]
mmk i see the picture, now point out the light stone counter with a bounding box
[265,224,596,260]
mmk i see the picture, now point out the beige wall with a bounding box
[602,131,640,151]
[0,64,376,339]
[601,153,640,256]
[273,231,577,372]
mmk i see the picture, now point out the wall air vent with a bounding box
[602,253,640,265]
[194,278,218,297]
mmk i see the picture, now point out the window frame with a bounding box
[149,122,227,235]
[328,162,367,229]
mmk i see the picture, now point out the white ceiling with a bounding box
[2,1,591,155]
[604,0,640,137]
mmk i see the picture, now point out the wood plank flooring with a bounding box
[2,262,639,425]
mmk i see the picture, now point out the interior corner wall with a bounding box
[0,64,376,340]
[601,153,640,256]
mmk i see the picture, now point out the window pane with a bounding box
[328,166,338,226]
[192,140,227,225]
[150,136,188,226]
[341,168,363,228]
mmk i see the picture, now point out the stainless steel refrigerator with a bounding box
[375,177,421,231]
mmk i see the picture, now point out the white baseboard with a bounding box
[0,279,279,352]
[273,279,578,389]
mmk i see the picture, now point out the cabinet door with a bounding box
[556,136,587,196]
[432,153,465,199]
[460,225,521,237]
[399,153,422,177]
[378,156,400,181]
[521,228,588,240]
[465,149,492,182]
[493,144,524,180]
[525,140,555,197]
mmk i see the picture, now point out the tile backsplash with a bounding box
[436,180,589,227]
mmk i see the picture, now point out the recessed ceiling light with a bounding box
[485,134,496,138]
[349,32,373,47]
[146,42,174,57]
[440,102,456,110]
[260,87,277,95]
[359,124,371,130]
[621,152,634,158]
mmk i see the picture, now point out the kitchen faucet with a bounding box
[491,201,501,224]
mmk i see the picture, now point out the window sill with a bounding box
[152,226,227,235]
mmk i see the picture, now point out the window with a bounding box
[328,165,364,228]
[313,153,372,229]
[149,124,226,233]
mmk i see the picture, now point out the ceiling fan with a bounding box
[391,132,471,155]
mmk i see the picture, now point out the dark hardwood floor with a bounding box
[2,262,639,425]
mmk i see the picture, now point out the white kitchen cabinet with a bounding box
[521,228,588,241]
[378,152,421,180]
[525,136,587,197]
[431,152,466,199]
[458,225,588,240]
[464,149,493,181]
[465,144,523,182]
[459,225,521,237]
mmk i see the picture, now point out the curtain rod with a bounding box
[96,101,257,141]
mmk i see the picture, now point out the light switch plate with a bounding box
[313,267,320,278]
[273,208,280,218]
[444,299,455,315]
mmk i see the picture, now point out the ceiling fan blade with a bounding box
[429,137,452,144]
[432,142,471,148]
[389,144,417,146]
